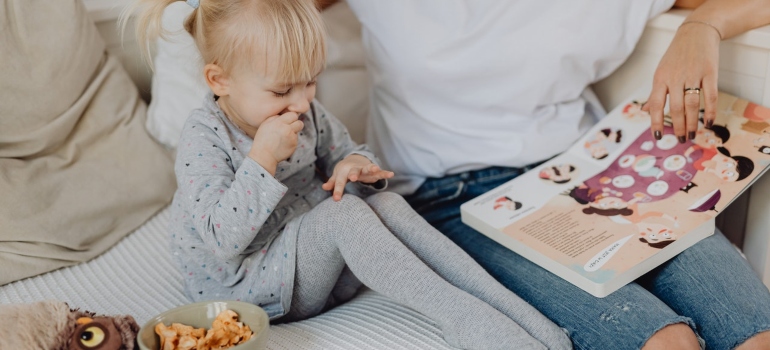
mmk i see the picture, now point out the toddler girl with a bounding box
[126,0,571,348]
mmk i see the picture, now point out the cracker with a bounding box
[154,309,254,350]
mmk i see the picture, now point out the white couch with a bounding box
[3,2,770,349]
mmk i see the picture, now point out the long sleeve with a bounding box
[175,119,287,262]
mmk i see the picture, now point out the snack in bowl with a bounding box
[138,301,269,350]
[155,310,253,350]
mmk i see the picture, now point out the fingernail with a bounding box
[688,131,695,140]
[705,119,713,128]
[678,136,686,144]
[654,131,662,140]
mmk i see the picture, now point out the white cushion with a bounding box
[145,2,208,148]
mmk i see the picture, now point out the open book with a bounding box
[460,90,770,298]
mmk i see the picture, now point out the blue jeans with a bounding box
[405,166,770,350]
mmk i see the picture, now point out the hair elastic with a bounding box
[186,0,199,9]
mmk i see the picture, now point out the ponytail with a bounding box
[119,0,189,71]
[120,0,326,81]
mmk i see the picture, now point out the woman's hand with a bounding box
[642,22,721,143]
[322,154,394,201]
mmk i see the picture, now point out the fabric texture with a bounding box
[0,300,140,350]
[0,0,176,285]
[406,165,770,350]
[171,94,381,318]
[0,300,75,350]
[283,194,555,350]
[0,206,463,350]
[346,0,676,194]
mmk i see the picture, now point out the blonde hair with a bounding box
[120,0,326,83]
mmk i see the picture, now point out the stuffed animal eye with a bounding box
[79,325,106,348]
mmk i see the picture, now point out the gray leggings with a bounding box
[280,192,571,350]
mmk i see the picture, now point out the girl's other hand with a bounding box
[322,154,395,201]
[643,22,720,143]
[249,112,304,175]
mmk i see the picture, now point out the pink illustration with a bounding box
[539,164,577,184]
[493,196,522,211]
[622,101,649,121]
[568,125,754,217]
[684,125,729,170]
[741,102,770,135]
[584,128,623,160]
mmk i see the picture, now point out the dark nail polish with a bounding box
[705,119,714,128]
[678,136,686,144]
[688,131,695,140]
[654,131,662,140]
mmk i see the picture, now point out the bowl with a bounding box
[138,300,270,350]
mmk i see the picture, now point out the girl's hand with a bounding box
[642,22,721,143]
[249,112,304,175]
[322,154,395,201]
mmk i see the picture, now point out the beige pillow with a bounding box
[0,0,176,285]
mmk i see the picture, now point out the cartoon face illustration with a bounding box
[568,184,648,217]
[579,194,635,217]
[589,196,628,210]
[539,164,577,184]
[702,149,754,182]
[586,142,609,159]
[693,128,725,148]
[703,152,738,181]
[637,222,677,249]
[622,101,648,121]
[493,196,522,211]
[584,129,622,160]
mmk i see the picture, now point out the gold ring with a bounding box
[684,87,701,95]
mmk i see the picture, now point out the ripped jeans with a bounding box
[405,166,770,350]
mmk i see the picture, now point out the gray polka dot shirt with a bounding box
[170,93,383,318]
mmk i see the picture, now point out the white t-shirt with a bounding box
[346,0,675,194]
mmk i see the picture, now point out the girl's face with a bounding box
[214,63,319,137]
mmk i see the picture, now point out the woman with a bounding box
[322,0,770,348]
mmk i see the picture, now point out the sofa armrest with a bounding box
[744,175,770,286]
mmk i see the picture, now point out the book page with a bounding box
[461,90,770,284]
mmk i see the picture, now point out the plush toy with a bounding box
[0,300,140,350]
